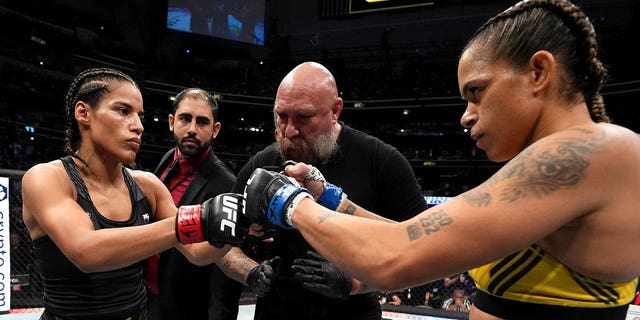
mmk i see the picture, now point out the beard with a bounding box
[174,133,210,158]
[276,132,338,165]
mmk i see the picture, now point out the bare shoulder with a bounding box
[23,160,72,194]
[537,123,640,173]
[469,124,629,204]
[127,168,161,185]
[126,168,164,196]
[125,168,170,216]
[597,123,640,154]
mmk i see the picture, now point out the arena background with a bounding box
[0,0,638,319]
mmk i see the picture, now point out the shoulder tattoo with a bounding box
[466,127,605,204]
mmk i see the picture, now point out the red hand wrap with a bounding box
[176,204,205,244]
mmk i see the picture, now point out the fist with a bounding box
[176,193,248,248]
[243,168,311,229]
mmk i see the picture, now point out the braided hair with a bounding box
[63,68,137,165]
[463,0,610,123]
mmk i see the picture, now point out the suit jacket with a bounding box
[154,148,242,320]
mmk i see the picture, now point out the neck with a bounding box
[333,122,343,137]
[74,151,123,183]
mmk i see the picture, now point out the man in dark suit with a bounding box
[145,88,241,320]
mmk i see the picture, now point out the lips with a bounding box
[182,139,199,147]
[127,138,141,150]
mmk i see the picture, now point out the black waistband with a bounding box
[473,290,629,320]
[41,308,148,320]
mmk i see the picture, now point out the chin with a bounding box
[121,152,138,164]
[487,150,518,163]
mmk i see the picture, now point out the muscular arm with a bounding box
[289,126,617,291]
[22,164,231,272]
[22,163,179,273]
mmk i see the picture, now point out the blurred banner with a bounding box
[0,177,10,313]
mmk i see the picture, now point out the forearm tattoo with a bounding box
[318,202,356,224]
[464,128,603,204]
[406,208,453,241]
[343,203,356,215]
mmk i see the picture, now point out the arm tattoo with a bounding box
[487,129,603,203]
[461,191,491,207]
[343,203,356,215]
[406,208,453,241]
[318,211,335,224]
[318,203,357,223]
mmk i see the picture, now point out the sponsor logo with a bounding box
[0,184,6,202]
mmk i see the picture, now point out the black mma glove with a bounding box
[291,251,353,300]
[243,168,312,229]
[246,256,281,297]
[176,193,248,248]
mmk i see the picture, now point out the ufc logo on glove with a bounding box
[220,195,240,236]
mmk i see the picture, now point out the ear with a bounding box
[212,122,221,139]
[168,114,174,132]
[331,97,344,123]
[529,50,555,94]
[74,101,91,125]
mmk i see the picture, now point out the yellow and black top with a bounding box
[470,245,637,319]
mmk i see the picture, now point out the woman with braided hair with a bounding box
[242,0,640,319]
[21,67,247,319]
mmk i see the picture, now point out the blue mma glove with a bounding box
[243,168,312,229]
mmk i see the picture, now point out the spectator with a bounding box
[442,289,472,313]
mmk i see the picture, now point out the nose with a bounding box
[282,120,299,138]
[460,106,477,129]
[132,114,144,134]
[186,119,198,135]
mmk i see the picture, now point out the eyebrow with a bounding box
[178,113,211,121]
[195,115,211,122]
[115,101,140,112]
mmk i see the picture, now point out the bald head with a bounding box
[277,62,338,101]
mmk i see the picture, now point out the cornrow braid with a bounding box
[63,68,137,162]
[466,0,610,123]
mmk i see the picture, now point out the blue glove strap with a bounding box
[267,184,301,229]
[318,182,343,210]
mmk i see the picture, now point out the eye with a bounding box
[117,107,130,115]
[276,113,287,122]
[469,86,482,97]
[465,85,484,103]
[295,113,313,122]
